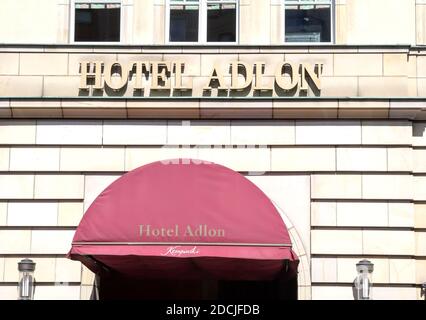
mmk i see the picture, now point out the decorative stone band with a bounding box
[1,98,425,120]
[72,241,293,247]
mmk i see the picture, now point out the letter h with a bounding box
[79,61,103,90]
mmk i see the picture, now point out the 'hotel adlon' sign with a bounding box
[79,60,323,96]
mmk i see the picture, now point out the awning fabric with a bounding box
[68,159,299,280]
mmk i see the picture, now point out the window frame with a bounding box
[282,0,335,45]
[70,0,124,44]
[166,0,240,45]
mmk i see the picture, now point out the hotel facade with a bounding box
[0,0,426,300]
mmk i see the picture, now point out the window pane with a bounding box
[285,4,331,42]
[74,3,121,42]
[207,4,236,42]
[170,5,199,42]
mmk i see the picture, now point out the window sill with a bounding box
[282,42,334,46]
[71,41,122,45]
[166,42,239,46]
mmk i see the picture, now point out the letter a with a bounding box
[203,64,227,90]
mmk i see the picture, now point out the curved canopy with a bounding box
[68,159,298,280]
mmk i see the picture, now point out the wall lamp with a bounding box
[353,259,374,300]
[17,259,36,300]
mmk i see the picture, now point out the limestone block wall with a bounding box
[0,0,65,44]
[0,0,424,45]
[342,0,416,45]
[0,45,424,301]
[0,47,426,100]
[0,119,425,299]
[417,0,426,45]
[309,120,426,299]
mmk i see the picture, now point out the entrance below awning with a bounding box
[71,246,297,281]
[68,159,299,281]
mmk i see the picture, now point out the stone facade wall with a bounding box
[0,0,424,46]
[0,0,425,301]
[0,48,426,100]
[0,118,425,299]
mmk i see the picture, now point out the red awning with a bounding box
[68,159,298,280]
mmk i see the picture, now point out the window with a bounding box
[169,1,199,42]
[206,1,237,42]
[168,0,238,43]
[284,0,333,43]
[72,1,121,42]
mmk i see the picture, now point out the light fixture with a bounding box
[421,283,426,301]
[353,259,374,300]
[17,259,36,300]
